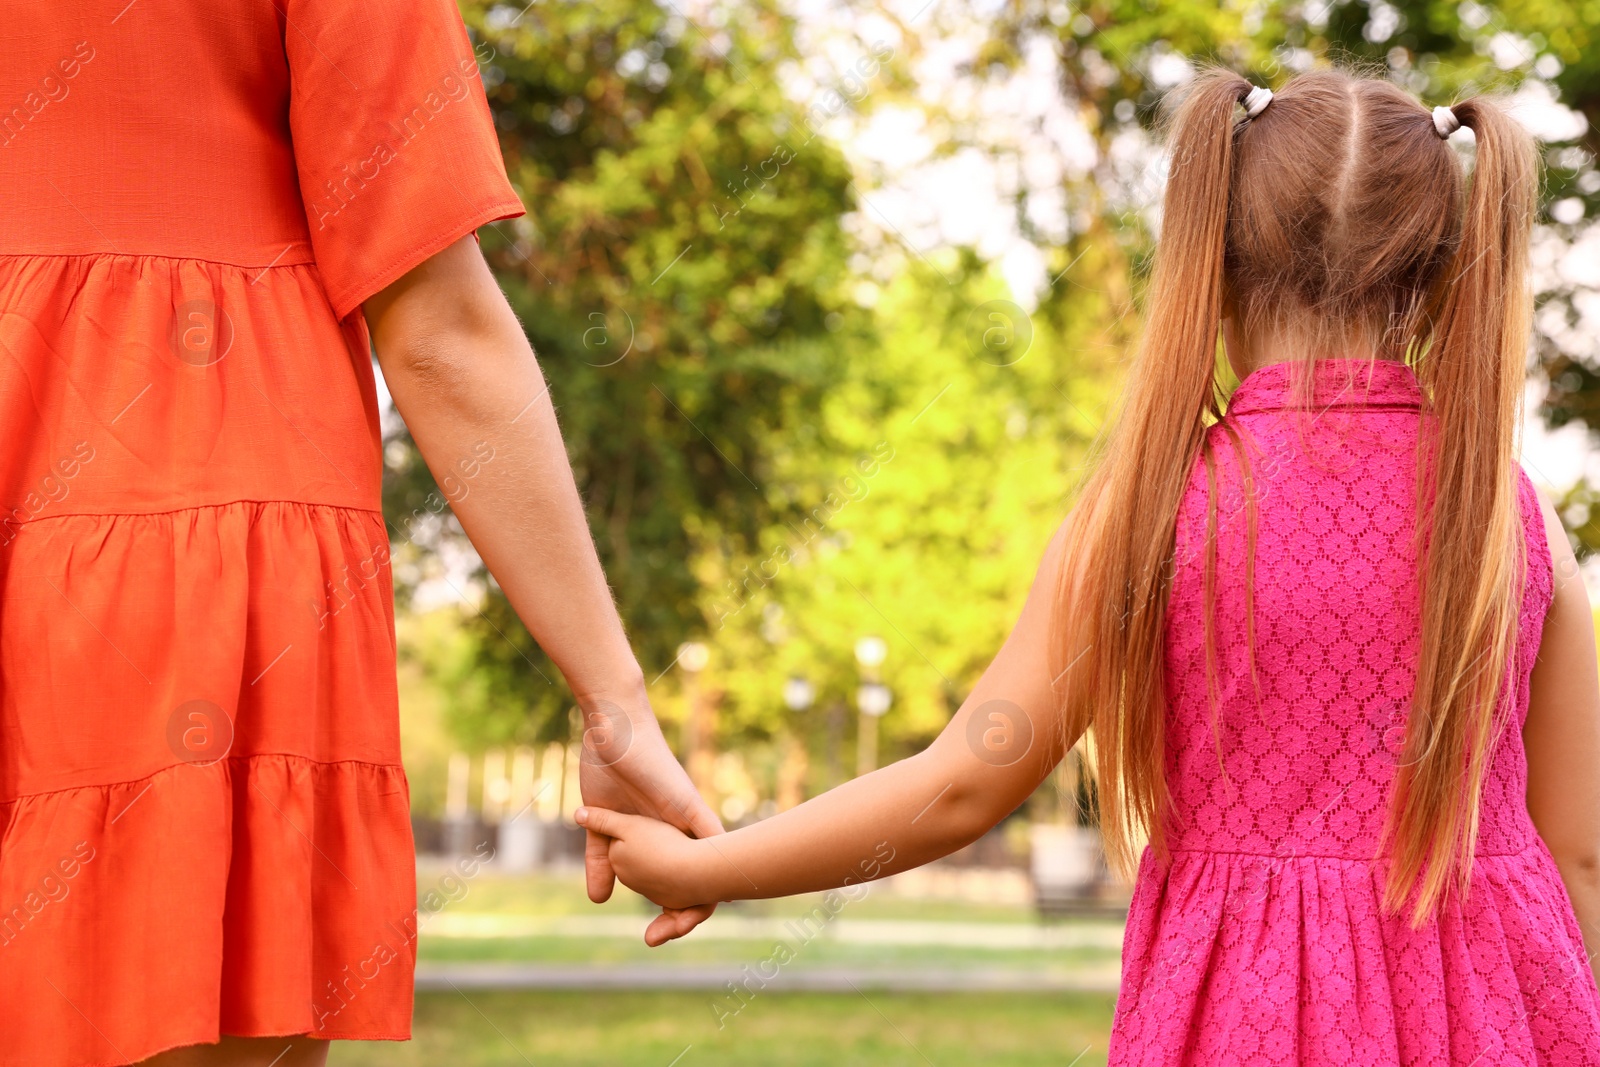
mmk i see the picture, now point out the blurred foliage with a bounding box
[389,0,1599,789]
[978,0,1596,220]
[978,0,1599,547]
[699,253,1114,780]
[385,0,875,746]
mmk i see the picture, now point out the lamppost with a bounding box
[779,675,815,811]
[678,641,713,792]
[854,636,891,776]
[783,675,815,715]
[444,750,473,857]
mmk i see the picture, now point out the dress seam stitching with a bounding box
[5,497,383,527]
[1167,843,1538,861]
[1,753,406,807]
[1228,403,1424,417]
[0,250,317,271]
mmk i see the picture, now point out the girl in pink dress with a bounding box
[580,67,1600,1064]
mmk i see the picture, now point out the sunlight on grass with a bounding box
[335,990,1116,1067]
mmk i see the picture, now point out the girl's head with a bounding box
[1220,69,1481,374]
[1054,64,1539,927]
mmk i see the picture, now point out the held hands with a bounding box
[575,805,715,913]
[577,691,724,947]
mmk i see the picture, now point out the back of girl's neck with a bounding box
[1224,329,1395,382]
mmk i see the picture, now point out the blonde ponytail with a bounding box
[1052,68,1255,875]
[1383,95,1538,926]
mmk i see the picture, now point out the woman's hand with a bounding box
[578,688,724,945]
[576,806,717,913]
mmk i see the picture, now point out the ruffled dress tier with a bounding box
[1108,359,1600,1065]
[0,1,524,1064]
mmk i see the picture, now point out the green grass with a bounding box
[413,865,1125,976]
[425,867,1046,925]
[392,868,1124,1061]
[416,933,1120,970]
[333,990,1116,1066]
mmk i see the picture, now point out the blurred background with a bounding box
[344,0,1599,1062]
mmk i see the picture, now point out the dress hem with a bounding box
[329,195,527,321]
[71,1028,412,1067]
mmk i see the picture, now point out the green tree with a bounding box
[681,250,1119,799]
[384,0,885,746]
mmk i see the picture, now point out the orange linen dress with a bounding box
[0,2,524,1064]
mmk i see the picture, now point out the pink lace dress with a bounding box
[1108,358,1600,1065]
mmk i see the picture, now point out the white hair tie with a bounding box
[1243,85,1273,119]
[1432,105,1461,138]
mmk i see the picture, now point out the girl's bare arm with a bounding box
[577,519,1083,909]
[1524,488,1600,984]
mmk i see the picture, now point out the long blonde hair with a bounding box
[1052,65,1538,927]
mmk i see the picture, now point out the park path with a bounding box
[414,961,1123,993]
[415,914,1126,993]
[424,913,1126,948]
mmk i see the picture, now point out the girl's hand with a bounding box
[575,806,717,916]
[577,697,725,945]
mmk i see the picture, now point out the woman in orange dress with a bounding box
[0,2,719,1065]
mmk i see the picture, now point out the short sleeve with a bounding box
[284,0,526,320]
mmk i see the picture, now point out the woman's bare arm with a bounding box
[577,519,1084,908]
[362,234,722,944]
[1524,488,1600,985]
